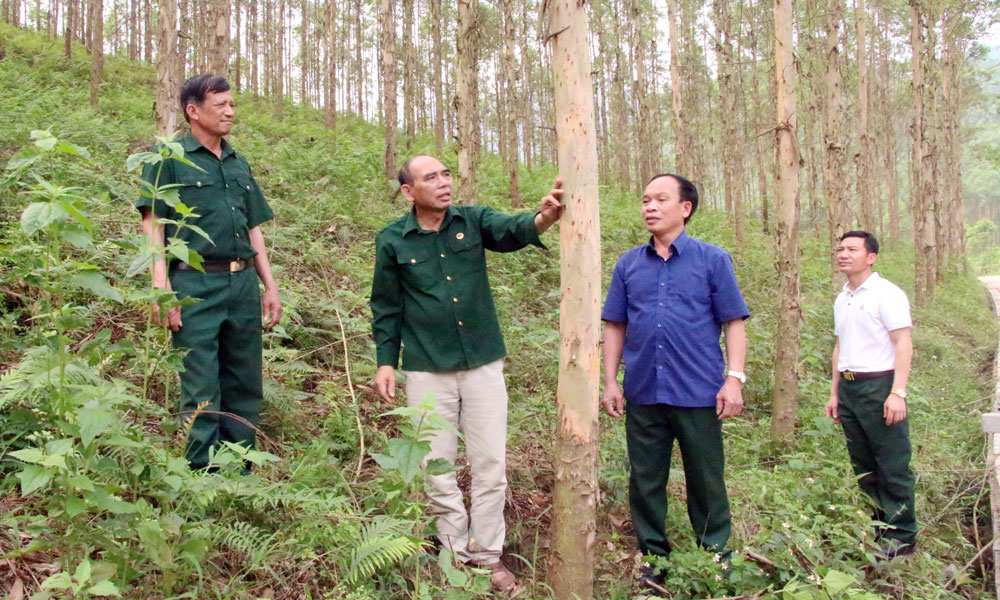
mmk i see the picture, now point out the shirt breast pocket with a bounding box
[178,175,220,215]
[448,228,484,273]
[396,250,436,285]
[665,271,712,318]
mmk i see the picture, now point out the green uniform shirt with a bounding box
[135,131,273,260]
[371,205,544,372]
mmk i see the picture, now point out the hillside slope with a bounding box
[1,25,997,599]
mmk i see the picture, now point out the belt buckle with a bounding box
[229,260,241,272]
[844,371,855,381]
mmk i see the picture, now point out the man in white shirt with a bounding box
[826,230,916,558]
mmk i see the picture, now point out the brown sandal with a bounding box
[482,561,519,594]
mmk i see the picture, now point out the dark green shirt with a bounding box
[371,205,544,372]
[135,131,273,261]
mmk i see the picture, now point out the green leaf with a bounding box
[167,243,204,272]
[62,225,95,250]
[438,549,468,587]
[10,448,45,464]
[41,572,73,590]
[57,200,94,230]
[126,248,154,278]
[55,141,91,160]
[69,271,123,303]
[425,458,454,476]
[87,581,121,597]
[32,129,58,151]
[379,437,430,483]
[184,223,215,244]
[6,149,40,171]
[126,151,162,172]
[65,495,87,517]
[18,464,54,495]
[21,201,69,235]
[822,569,856,595]
[77,407,117,447]
[73,559,92,585]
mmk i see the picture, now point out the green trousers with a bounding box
[625,403,731,557]
[838,375,917,544]
[170,267,263,469]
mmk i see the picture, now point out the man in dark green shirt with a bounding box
[137,74,281,469]
[371,155,561,590]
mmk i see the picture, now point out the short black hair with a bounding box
[398,154,433,187]
[839,230,879,254]
[646,173,699,224]
[179,74,231,123]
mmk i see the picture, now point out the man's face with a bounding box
[401,156,452,213]
[641,175,691,237]
[835,236,877,275]
[188,90,235,137]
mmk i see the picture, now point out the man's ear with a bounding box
[867,252,878,266]
[399,184,414,202]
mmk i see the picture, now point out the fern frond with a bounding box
[343,516,421,585]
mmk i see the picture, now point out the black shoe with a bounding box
[880,540,916,560]
[638,562,667,594]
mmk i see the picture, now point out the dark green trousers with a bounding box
[625,403,731,557]
[838,375,917,544]
[170,267,263,469]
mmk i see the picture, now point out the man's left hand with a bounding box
[884,393,907,426]
[716,378,744,420]
[535,177,564,232]
[262,286,282,329]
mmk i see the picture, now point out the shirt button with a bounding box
[231,206,235,211]
[440,253,446,258]
[196,181,202,187]
[656,323,661,328]
[446,276,452,281]
[658,302,663,307]
[658,365,663,369]
[458,321,463,326]
[225,184,229,188]
[657,344,663,349]
[660,282,665,287]
[453,297,458,303]
[236,233,240,238]
[410,259,416,264]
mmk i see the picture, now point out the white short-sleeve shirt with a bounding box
[834,272,912,372]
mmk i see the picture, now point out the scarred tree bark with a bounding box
[456,0,479,204]
[770,0,801,445]
[546,0,601,596]
[379,0,397,181]
[824,0,848,275]
[155,0,179,137]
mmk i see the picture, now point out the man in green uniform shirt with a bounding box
[370,155,562,592]
[137,74,281,469]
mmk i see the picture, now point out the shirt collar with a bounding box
[402,205,462,236]
[842,271,881,294]
[181,130,234,159]
[645,230,691,257]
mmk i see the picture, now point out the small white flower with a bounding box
[782,521,790,529]
[715,574,722,581]
[829,504,837,510]
[713,553,721,562]
[807,539,814,548]
[800,514,809,520]
[806,477,815,483]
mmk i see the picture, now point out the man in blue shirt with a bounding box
[601,173,749,588]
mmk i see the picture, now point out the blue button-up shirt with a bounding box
[601,232,750,407]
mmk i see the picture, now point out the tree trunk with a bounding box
[456,0,479,204]
[64,0,73,57]
[855,0,875,232]
[713,0,741,243]
[824,0,848,278]
[379,0,397,181]
[431,0,443,155]
[546,0,601,596]
[402,0,415,142]
[770,0,801,446]
[499,0,520,206]
[88,0,102,109]
[910,0,931,304]
[155,0,179,137]
[208,0,228,76]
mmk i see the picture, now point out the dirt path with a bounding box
[977,276,1000,598]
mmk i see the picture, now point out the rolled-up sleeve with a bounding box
[709,252,750,324]
[602,258,628,323]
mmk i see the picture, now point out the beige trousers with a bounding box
[404,358,508,564]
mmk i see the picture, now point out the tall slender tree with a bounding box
[379,0,397,181]
[546,0,601,595]
[456,0,479,204]
[770,0,801,445]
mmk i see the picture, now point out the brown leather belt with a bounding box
[839,369,894,382]
[173,258,251,273]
